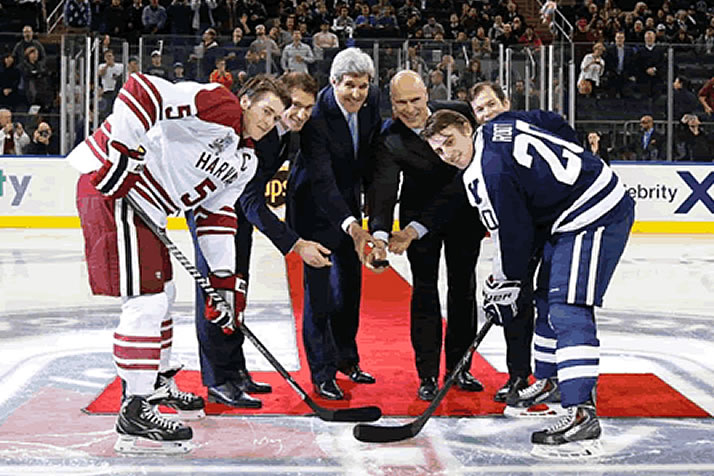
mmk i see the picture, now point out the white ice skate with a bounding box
[503,377,566,418]
[149,365,206,421]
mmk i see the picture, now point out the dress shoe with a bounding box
[494,376,529,403]
[235,369,272,394]
[446,369,484,392]
[418,377,438,401]
[207,382,262,408]
[313,379,344,400]
[338,364,376,384]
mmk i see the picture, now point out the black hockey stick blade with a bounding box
[121,196,384,423]
[353,319,495,443]
[353,419,417,443]
[313,403,382,422]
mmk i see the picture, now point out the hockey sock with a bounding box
[115,292,168,395]
[549,303,599,407]
[159,281,176,371]
[533,288,557,379]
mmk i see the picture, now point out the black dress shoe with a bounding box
[447,370,484,392]
[207,382,262,408]
[338,364,376,384]
[494,376,529,403]
[418,377,438,401]
[235,369,272,394]
[314,379,344,400]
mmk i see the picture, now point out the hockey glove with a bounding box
[90,141,145,199]
[482,275,521,326]
[205,273,247,335]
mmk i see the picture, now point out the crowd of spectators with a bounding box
[1,0,714,158]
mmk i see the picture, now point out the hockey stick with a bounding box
[353,318,495,442]
[123,195,382,423]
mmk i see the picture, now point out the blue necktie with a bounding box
[348,112,358,158]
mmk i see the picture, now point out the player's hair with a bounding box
[420,109,472,140]
[469,81,506,103]
[278,72,318,97]
[238,73,292,109]
[330,47,375,83]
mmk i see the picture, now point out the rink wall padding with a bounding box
[2,158,714,233]
[84,253,710,419]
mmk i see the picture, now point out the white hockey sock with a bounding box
[115,292,168,395]
[159,281,176,372]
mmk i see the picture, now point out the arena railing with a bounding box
[2,31,711,161]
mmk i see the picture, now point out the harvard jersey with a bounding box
[66,73,258,273]
[463,111,631,282]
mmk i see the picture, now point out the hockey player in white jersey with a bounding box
[421,86,635,457]
[67,73,291,454]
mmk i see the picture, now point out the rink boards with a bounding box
[1,157,713,233]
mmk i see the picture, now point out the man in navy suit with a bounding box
[188,73,333,408]
[287,48,382,400]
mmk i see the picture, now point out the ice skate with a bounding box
[503,377,564,417]
[530,400,603,459]
[493,376,529,403]
[114,395,193,455]
[148,366,206,420]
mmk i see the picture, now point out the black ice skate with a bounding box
[530,400,602,459]
[114,395,193,455]
[503,377,564,417]
[148,366,206,420]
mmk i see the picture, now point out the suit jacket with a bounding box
[604,44,635,76]
[633,44,666,81]
[368,100,480,237]
[238,127,299,255]
[286,83,382,249]
[624,129,664,161]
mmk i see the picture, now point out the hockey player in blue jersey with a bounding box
[421,84,635,454]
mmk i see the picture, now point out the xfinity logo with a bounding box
[674,171,714,214]
[0,169,32,206]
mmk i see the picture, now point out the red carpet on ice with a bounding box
[85,253,709,418]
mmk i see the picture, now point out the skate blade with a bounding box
[531,438,603,460]
[114,435,193,455]
[159,408,206,421]
[503,403,566,418]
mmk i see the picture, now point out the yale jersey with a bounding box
[66,73,258,273]
[462,111,630,282]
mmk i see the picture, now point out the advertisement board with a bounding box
[1,158,713,233]
[615,163,714,232]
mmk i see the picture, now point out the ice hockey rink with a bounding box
[0,227,713,475]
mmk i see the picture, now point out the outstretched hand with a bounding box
[388,227,418,255]
[294,238,332,268]
[348,221,375,264]
[365,239,389,273]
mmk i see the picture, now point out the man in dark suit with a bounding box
[383,81,549,404]
[628,114,664,160]
[604,31,636,98]
[286,48,382,400]
[633,30,666,98]
[366,70,486,401]
[189,73,333,409]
